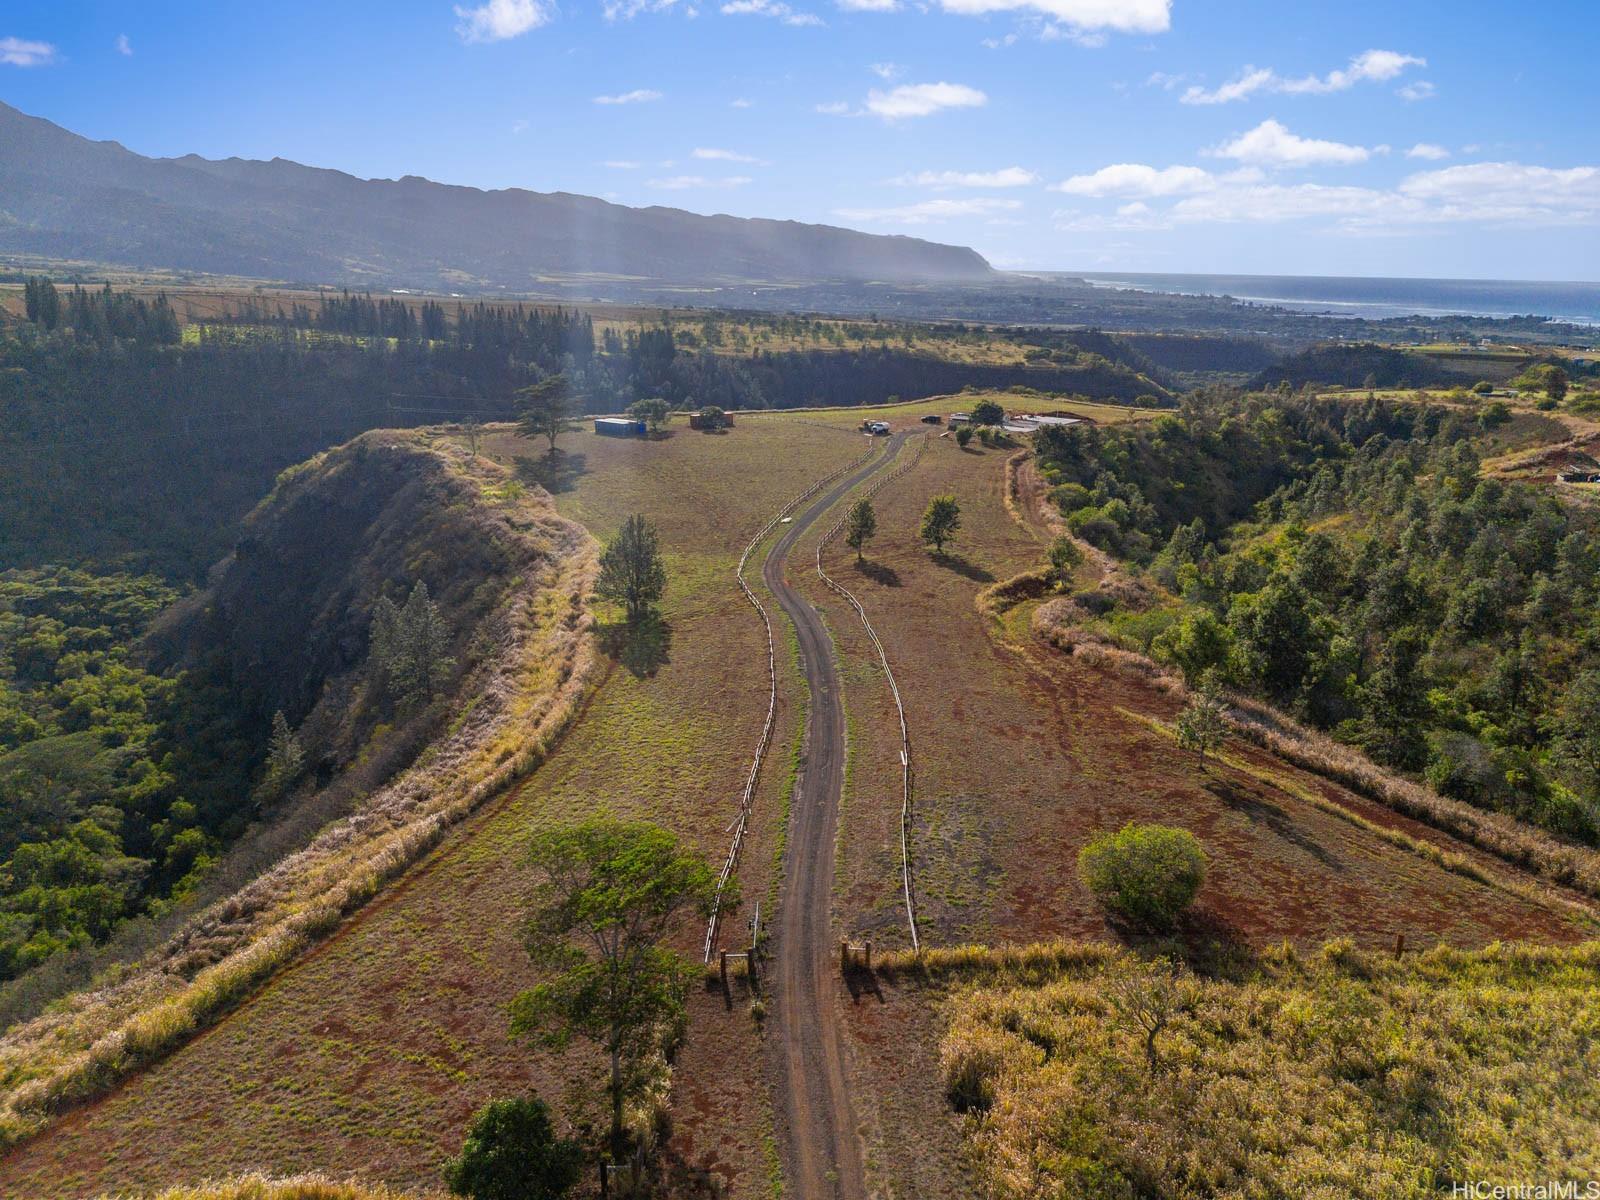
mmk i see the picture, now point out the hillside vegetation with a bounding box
[1033,393,1600,843]
[0,431,597,1151]
[938,940,1600,1199]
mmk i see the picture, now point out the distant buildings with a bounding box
[594,417,647,437]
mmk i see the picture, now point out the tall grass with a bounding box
[0,433,600,1152]
[939,938,1600,1199]
[99,1174,441,1200]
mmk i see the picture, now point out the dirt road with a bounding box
[763,431,909,1200]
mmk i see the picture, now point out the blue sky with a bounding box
[3,0,1597,279]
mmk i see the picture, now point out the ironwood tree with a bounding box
[510,817,724,1162]
[596,514,667,622]
[844,498,877,561]
[518,374,581,455]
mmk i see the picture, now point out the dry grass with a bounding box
[1033,607,1600,908]
[938,938,1600,1199]
[0,434,599,1153]
[99,1175,441,1200]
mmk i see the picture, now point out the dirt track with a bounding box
[763,432,908,1200]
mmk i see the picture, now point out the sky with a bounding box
[2,0,1597,280]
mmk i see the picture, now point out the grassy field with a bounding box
[1,397,1592,1199]
[0,417,865,1199]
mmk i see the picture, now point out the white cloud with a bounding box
[869,61,901,79]
[934,0,1169,35]
[1398,80,1436,101]
[894,167,1038,188]
[602,159,643,168]
[835,197,1023,223]
[731,97,753,107]
[115,34,132,56]
[603,0,681,17]
[1209,119,1370,167]
[816,100,854,115]
[1406,142,1450,161]
[1181,48,1425,105]
[648,174,754,189]
[694,147,765,163]
[594,88,664,104]
[1052,163,1219,197]
[722,0,824,25]
[840,0,900,9]
[1144,70,1187,90]
[454,0,551,43]
[0,36,57,67]
[511,118,530,134]
[864,81,987,119]
[1054,160,1600,231]
[981,32,1018,48]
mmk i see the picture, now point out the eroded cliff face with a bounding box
[0,431,597,1147]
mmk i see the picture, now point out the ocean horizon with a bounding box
[1059,272,1600,327]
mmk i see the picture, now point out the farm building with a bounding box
[594,416,647,437]
[689,410,734,430]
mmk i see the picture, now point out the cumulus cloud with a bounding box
[935,0,1169,34]
[722,0,824,25]
[1052,163,1220,197]
[115,34,133,56]
[864,81,987,119]
[840,0,900,10]
[1181,48,1424,105]
[870,61,902,79]
[1055,160,1600,230]
[730,97,753,107]
[594,88,664,104]
[894,167,1038,188]
[1398,80,1436,101]
[0,36,57,67]
[648,174,754,189]
[1406,142,1450,160]
[694,147,766,163]
[454,0,551,43]
[603,0,682,17]
[1209,119,1371,167]
[835,197,1023,223]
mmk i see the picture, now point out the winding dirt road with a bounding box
[763,431,909,1200]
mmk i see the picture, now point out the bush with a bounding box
[444,1096,584,1200]
[1077,824,1206,928]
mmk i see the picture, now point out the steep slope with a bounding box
[0,431,597,1150]
[0,102,993,289]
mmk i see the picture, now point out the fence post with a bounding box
[840,940,849,974]
[747,944,759,991]
[864,940,872,971]
[600,1161,609,1199]
[1394,932,1405,957]
[720,950,729,994]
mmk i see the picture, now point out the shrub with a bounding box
[1077,823,1206,928]
[444,1095,584,1200]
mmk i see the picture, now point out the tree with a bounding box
[627,397,671,433]
[518,375,580,455]
[954,425,974,449]
[970,399,1004,426]
[1047,535,1082,584]
[596,515,667,622]
[444,1095,583,1200]
[1553,670,1600,802]
[1175,677,1228,767]
[511,818,722,1161]
[920,494,962,556]
[371,582,455,707]
[844,498,877,561]
[1077,823,1206,929]
[255,711,304,804]
[1544,365,1570,403]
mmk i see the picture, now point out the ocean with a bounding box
[1069,273,1600,327]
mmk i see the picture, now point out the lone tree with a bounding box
[518,374,581,455]
[1047,534,1082,585]
[596,514,667,622]
[920,494,962,556]
[444,1095,583,1200]
[844,498,877,562]
[628,397,672,433]
[255,711,305,805]
[371,581,455,707]
[1077,823,1207,929]
[1175,676,1228,768]
[970,398,1005,426]
[511,818,723,1162]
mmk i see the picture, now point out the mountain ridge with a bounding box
[0,100,993,290]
